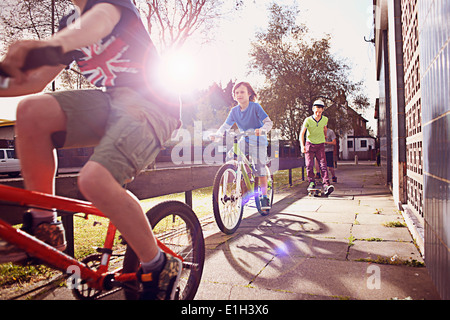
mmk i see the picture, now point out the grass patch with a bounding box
[140,186,214,222]
[0,263,57,287]
[73,215,124,260]
[272,168,306,191]
[346,235,356,247]
[383,221,407,228]
[355,256,424,267]
[361,237,384,242]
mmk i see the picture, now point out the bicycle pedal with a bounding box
[119,235,127,245]
[15,256,43,267]
[174,287,180,300]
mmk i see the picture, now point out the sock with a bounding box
[141,249,165,274]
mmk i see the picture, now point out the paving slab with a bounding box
[251,256,440,300]
[352,224,413,242]
[348,240,424,263]
[356,212,405,224]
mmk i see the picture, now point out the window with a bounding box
[6,150,16,158]
[360,140,367,148]
[347,141,353,149]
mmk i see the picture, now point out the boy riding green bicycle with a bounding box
[212,82,273,210]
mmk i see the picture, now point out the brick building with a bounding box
[373,0,449,299]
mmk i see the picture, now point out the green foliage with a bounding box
[249,3,369,141]
[0,262,56,287]
[383,221,407,228]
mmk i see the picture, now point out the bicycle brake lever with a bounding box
[0,76,10,89]
[0,62,11,89]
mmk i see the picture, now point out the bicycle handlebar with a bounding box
[0,46,80,86]
[215,130,267,139]
[234,130,266,136]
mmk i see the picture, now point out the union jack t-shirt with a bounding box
[59,0,178,117]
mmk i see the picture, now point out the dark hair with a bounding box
[233,82,257,102]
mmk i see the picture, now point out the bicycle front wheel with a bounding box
[212,163,244,234]
[122,201,205,300]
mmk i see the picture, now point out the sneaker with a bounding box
[308,182,316,189]
[324,184,335,196]
[260,195,271,210]
[332,176,337,183]
[0,220,66,264]
[137,253,182,300]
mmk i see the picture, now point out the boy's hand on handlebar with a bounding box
[210,134,223,142]
[255,129,265,136]
[0,40,44,84]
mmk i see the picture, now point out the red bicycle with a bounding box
[0,184,205,300]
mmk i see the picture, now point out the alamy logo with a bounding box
[66,5,81,30]
[66,265,81,289]
[170,121,280,170]
[367,265,381,290]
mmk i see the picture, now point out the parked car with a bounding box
[0,148,21,178]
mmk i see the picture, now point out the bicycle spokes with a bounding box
[220,171,241,225]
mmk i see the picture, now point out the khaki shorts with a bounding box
[49,87,179,185]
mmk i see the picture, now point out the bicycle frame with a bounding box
[0,184,182,292]
[229,133,262,197]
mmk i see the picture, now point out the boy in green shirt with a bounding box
[300,100,334,195]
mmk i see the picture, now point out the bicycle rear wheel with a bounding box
[122,201,205,300]
[212,163,244,234]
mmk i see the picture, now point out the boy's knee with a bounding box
[78,164,102,200]
[16,95,64,134]
[16,97,43,129]
[78,162,118,202]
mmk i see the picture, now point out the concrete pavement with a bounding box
[195,162,440,300]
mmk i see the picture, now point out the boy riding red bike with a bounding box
[0,0,182,300]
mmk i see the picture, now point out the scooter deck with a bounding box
[307,187,323,197]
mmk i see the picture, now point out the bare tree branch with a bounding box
[139,0,230,52]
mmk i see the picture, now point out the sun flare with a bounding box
[159,50,198,93]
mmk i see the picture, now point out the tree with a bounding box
[0,0,71,47]
[0,0,91,91]
[188,81,235,130]
[133,0,240,52]
[249,3,369,141]
[0,0,240,90]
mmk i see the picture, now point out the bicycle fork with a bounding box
[221,167,242,203]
